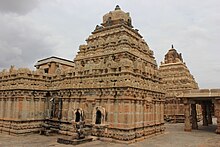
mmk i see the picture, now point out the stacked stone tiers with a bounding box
[159,48,200,122]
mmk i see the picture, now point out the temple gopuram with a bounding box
[0,6,165,142]
[159,46,202,122]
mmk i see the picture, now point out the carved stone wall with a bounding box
[0,66,51,134]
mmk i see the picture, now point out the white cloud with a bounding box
[0,13,60,69]
[0,0,40,14]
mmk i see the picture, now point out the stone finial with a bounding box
[102,5,131,27]
[115,5,121,10]
[9,65,16,73]
[164,45,184,64]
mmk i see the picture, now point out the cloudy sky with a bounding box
[0,0,219,88]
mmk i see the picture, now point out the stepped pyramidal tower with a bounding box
[159,45,200,122]
[0,6,165,142]
[68,5,166,141]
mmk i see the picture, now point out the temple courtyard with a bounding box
[0,118,219,147]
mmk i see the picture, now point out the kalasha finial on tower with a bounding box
[171,44,174,49]
[115,5,121,10]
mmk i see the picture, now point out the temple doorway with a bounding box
[92,106,106,125]
[95,110,102,124]
[75,110,81,122]
[73,108,84,122]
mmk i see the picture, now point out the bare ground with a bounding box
[0,118,219,147]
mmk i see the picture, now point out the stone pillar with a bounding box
[113,99,119,128]
[202,103,208,126]
[191,103,198,129]
[68,99,73,121]
[14,98,18,119]
[214,99,220,134]
[45,96,50,119]
[177,99,180,117]
[26,97,30,119]
[62,98,68,121]
[161,101,164,124]
[35,97,39,119]
[155,101,158,124]
[5,98,9,118]
[30,98,34,119]
[10,98,14,119]
[141,100,145,127]
[12,98,16,119]
[0,98,3,118]
[174,101,178,123]
[18,98,23,119]
[22,97,27,120]
[207,102,213,125]
[152,101,156,126]
[184,99,191,131]
[143,101,147,135]
[159,101,161,124]
[8,98,12,119]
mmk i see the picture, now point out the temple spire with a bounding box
[115,5,121,10]
[102,5,132,27]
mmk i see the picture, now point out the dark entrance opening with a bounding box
[75,110,81,122]
[95,110,102,124]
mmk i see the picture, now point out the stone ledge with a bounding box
[57,136,93,145]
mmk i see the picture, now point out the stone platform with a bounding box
[57,136,93,145]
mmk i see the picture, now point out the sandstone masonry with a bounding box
[0,6,165,142]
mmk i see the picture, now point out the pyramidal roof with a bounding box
[159,46,199,97]
[71,6,163,94]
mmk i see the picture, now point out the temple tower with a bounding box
[159,45,200,122]
[54,5,165,141]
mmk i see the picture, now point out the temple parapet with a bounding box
[0,66,52,91]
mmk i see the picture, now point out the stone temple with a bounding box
[159,46,202,122]
[1,5,220,143]
[0,6,165,142]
